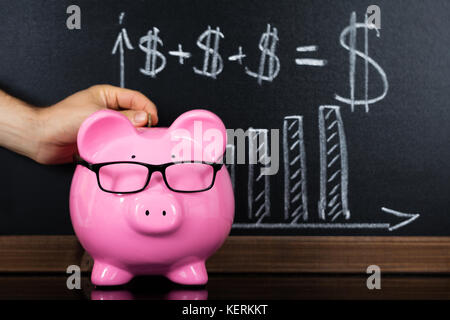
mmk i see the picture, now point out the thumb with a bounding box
[120,110,150,127]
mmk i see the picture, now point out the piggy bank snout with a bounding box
[126,194,183,235]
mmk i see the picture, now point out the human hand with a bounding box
[0,85,158,164]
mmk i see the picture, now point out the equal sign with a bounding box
[295,45,327,67]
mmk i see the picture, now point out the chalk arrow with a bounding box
[381,207,420,231]
[233,208,420,231]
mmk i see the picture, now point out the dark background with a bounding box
[0,0,449,235]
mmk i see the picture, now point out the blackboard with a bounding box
[0,0,449,236]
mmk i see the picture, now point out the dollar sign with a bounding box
[335,12,389,112]
[245,24,280,85]
[193,26,224,79]
[139,27,166,78]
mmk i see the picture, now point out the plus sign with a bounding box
[168,44,191,65]
[228,46,246,65]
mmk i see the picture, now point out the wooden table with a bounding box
[1,274,449,300]
[2,236,450,300]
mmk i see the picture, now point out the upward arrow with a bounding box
[112,13,134,88]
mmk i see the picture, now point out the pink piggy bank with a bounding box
[70,109,234,286]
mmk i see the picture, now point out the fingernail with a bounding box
[147,113,152,127]
[134,111,147,124]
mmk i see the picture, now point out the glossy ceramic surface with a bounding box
[70,109,234,286]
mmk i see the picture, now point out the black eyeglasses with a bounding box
[74,156,223,194]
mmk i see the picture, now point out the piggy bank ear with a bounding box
[169,109,227,162]
[77,110,137,162]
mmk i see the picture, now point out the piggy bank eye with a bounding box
[98,163,149,193]
[165,163,215,192]
[131,155,136,159]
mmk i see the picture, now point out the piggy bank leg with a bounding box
[91,261,134,286]
[166,261,208,285]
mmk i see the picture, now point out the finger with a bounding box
[120,110,149,127]
[89,85,158,125]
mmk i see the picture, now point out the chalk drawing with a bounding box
[381,207,420,231]
[228,46,246,64]
[233,206,420,230]
[245,24,280,84]
[335,12,388,112]
[118,12,125,25]
[318,105,350,221]
[168,44,191,64]
[295,45,327,66]
[248,128,270,223]
[139,27,166,78]
[232,112,420,231]
[111,12,134,88]
[193,26,224,79]
[295,59,327,66]
[296,45,317,52]
[107,11,419,233]
[225,144,236,191]
[283,116,308,222]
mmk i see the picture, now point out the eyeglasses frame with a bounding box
[74,155,223,194]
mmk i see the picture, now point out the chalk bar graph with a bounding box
[318,105,350,221]
[283,116,308,222]
[247,128,271,223]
